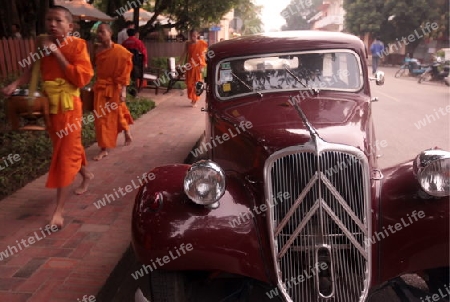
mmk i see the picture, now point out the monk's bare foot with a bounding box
[124,131,132,146]
[74,172,94,195]
[93,150,108,161]
[50,213,64,230]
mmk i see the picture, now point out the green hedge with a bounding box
[0,95,155,201]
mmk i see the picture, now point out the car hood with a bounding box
[217,92,372,156]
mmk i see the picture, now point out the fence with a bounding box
[0,38,35,80]
[0,38,185,81]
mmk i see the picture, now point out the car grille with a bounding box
[265,149,370,302]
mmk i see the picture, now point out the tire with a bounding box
[150,270,188,302]
[395,68,406,78]
[418,72,431,84]
[424,267,450,295]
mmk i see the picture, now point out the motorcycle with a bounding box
[395,58,427,78]
[418,58,450,83]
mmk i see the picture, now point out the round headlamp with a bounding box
[413,149,450,197]
[184,160,226,205]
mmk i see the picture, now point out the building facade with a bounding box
[310,0,345,32]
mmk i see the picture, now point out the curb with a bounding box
[95,137,204,301]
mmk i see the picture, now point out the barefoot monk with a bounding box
[1,6,94,228]
[93,23,134,161]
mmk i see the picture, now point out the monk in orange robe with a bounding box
[1,6,94,228]
[180,30,208,107]
[92,23,134,160]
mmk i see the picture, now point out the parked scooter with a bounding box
[418,57,450,83]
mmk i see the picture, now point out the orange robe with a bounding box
[185,40,208,102]
[94,44,133,149]
[40,36,94,188]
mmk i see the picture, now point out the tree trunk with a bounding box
[36,0,53,35]
[1,0,18,37]
[133,6,140,30]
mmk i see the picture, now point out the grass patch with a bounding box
[0,92,155,201]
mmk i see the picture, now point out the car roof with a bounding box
[209,30,367,62]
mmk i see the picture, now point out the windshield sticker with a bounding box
[220,70,233,82]
[222,83,231,92]
[221,62,231,69]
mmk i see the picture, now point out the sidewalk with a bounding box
[0,88,205,302]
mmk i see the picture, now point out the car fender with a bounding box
[131,164,271,283]
[377,160,449,282]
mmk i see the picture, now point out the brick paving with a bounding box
[0,88,205,302]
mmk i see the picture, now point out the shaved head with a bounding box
[49,5,73,23]
[96,23,113,45]
[98,23,113,34]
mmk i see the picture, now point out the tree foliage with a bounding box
[344,0,449,45]
[280,0,323,30]
[0,0,54,38]
[98,0,257,37]
[233,1,263,35]
[0,0,257,38]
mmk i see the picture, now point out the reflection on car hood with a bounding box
[220,92,371,155]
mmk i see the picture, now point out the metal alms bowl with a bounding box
[11,89,43,97]
[7,89,50,130]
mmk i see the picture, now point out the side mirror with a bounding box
[195,81,205,96]
[370,71,385,85]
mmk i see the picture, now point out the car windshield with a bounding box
[215,50,363,100]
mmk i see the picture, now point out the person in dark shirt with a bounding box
[122,28,147,68]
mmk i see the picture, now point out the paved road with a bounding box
[371,66,450,168]
[121,67,450,302]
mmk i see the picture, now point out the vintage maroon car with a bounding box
[131,31,449,302]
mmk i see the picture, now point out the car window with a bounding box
[215,50,362,100]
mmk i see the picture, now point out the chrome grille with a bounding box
[265,148,370,302]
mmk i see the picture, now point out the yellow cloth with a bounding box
[43,78,80,114]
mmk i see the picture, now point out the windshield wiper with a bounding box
[231,71,263,98]
[284,68,320,95]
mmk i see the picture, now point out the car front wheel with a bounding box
[424,267,450,295]
[150,270,188,302]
